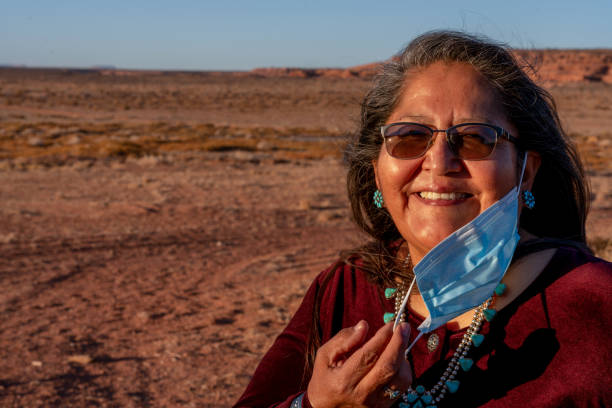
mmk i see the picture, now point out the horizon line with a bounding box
[2,47,611,73]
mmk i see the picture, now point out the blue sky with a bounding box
[1,0,611,71]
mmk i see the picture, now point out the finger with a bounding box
[359,322,412,391]
[319,320,369,368]
[387,325,414,391]
[371,362,413,408]
[395,353,413,389]
[341,322,395,385]
[372,359,413,408]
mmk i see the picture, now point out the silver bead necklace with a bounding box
[394,296,490,406]
[385,270,506,407]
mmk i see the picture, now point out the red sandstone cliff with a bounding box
[252,49,612,84]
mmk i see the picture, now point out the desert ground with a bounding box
[0,53,611,407]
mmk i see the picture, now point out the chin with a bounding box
[414,204,479,228]
[407,222,472,259]
[423,218,473,239]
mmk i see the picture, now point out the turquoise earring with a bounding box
[522,190,535,209]
[373,190,384,208]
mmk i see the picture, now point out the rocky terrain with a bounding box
[253,49,612,84]
[0,49,610,407]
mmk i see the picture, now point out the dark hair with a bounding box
[305,29,591,380]
[345,30,590,277]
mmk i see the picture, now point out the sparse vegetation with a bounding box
[0,121,346,166]
[0,66,609,407]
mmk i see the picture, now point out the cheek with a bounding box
[376,153,421,192]
[474,157,518,202]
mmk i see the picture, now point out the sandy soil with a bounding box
[0,68,610,407]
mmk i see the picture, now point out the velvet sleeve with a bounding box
[232,268,324,408]
[233,260,389,407]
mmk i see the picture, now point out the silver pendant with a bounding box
[426,333,439,352]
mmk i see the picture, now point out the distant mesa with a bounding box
[0,63,28,68]
[90,65,117,70]
[513,49,612,84]
[252,49,612,84]
[1,49,610,84]
[251,63,378,79]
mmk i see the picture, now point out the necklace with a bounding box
[383,256,412,325]
[384,280,507,407]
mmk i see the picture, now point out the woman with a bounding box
[234,31,611,407]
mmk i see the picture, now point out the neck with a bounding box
[405,229,550,330]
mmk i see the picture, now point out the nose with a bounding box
[421,130,462,174]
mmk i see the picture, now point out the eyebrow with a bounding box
[396,115,432,122]
[456,117,493,124]
[395,115,494,125]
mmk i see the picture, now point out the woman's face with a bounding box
[373,61,521,265]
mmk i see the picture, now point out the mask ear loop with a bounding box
[393,276,416,331]
[393,276,425,355]
[394,282,422,356]
[517,151,528,193]
[395,152,529,357]
[405,332,424,356]
[393,276,423,359]
[393,276,423,358]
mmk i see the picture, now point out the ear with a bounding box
[372,159,381,190]
[521,151,541,191]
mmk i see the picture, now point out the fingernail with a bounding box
[355,320,366,331]
[400,322,410,339]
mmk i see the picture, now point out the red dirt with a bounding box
[0,53,610,407]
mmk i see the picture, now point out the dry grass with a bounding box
[0,121,346,168]
[3,118,610,172]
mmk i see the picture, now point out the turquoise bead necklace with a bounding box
[384,281,507,407]
[384,279,408,324]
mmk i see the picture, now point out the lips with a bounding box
[418,191,471,200]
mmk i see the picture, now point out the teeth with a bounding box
[419,191,468,200]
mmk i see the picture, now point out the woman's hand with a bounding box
[306,320,412,408]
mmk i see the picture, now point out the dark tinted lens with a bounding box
[449,124,497,159]
[384,123,432,159]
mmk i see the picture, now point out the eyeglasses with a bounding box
[380,122,519,160]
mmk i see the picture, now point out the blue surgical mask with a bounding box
[394,153,528,350]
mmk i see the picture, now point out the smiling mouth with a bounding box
[418,191,471,200]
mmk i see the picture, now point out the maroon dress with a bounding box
[235,245,612,407]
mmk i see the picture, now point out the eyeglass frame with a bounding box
[380,121,520,160]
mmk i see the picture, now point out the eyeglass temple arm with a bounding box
[500,128,520,146]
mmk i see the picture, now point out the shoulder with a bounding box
[505,245,611,342]
[534,246,612,333]
[313,256,377,292]
[544,246,612,297]
[314,255,383,311]
[312,256,389,341]
[495,246,611,403]
[289,255,381,329]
